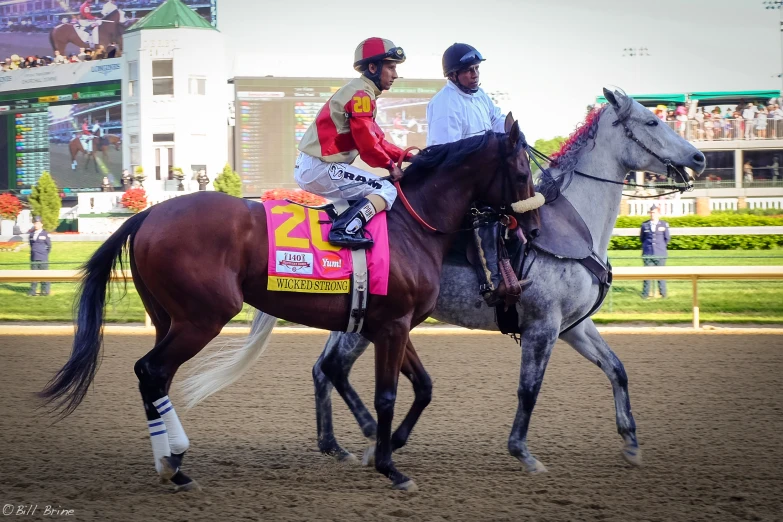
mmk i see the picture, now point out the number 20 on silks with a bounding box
[271,204,341,252]
[352,95,372,114]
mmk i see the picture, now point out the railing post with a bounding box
[692,275,700,330]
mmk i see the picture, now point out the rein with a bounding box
[393,146,445,234]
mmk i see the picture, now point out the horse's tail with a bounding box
[179,310,277,409]
[39,209,152,416]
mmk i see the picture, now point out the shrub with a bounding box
[28,172,62,231]
[260,188,326,206]
[121,188,148,213]
[214,164,242,197]
[0,193,23,220]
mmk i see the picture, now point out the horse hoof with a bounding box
[393,479,418,492]
[622,445,643,467]
[334,450,359,465]
[173,479,202,493]
[159,456,179,481]
[519,456,548,474]
[361,445,376,467]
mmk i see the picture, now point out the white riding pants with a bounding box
[294,152,397,209]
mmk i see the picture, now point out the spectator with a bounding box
[121,168,132,189]
[77,47,87,60]
[101,176,113,192]
[53,50,67,64]
[107,41,118,58]
[771,155,780,183]
[69,53,80,63]
[640,205,670,299]
[742,103,756,139]
[756,106,768,138]
[744,160,753,184]
[703,113,714,141]
[93,44,106,60]
[28,216,52,297]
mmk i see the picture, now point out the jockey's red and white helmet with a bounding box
[353,38,405,72]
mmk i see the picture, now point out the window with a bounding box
[188,77,206,95]
[152,59,173,96]
[153,133,174,143]
[130,147,140,165]
[128,61,138,97]
[129,134,139,145]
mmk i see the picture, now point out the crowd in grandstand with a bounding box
[658,101,783,141]
[1,43,119,71]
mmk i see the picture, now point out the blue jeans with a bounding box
[30,260,50,295]
[642,256,666,297]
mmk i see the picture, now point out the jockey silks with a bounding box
[298,75,410,171]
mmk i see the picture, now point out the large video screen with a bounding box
[0,0,216,60]
[235,77,443,197]
[0,82,121,192]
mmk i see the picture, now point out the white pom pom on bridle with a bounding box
[511,193,545,214]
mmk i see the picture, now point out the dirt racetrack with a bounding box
[1,331,781,521]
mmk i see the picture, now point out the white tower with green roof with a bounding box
[121,0,226,194]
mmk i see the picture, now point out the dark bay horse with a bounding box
[69,134,121,171]
[40,121,536,492]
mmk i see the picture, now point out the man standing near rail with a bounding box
[28,216,52,297]
[640,205,670,299]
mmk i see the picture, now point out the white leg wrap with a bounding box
[153,396,190,454]
[147,419,171,475]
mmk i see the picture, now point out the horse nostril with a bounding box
[693,152,705,163]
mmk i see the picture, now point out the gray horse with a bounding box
[308,88,706,473]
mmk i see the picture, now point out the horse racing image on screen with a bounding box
[46,101,123,189]
[0,0,216,60]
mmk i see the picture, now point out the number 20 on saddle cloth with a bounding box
[264,201,389,295]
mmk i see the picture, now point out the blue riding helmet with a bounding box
[442,43,485,77]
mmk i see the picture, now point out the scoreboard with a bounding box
[233,77,443,197]
[15,111,49,187]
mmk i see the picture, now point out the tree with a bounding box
[0,193,22,220]
[29,172,62,231]
[213,163,242,197]
[531,136,567,173]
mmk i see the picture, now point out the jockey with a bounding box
[80,119,93,152]
[427,43,523,306]
[79,0,96,20]
[77,0,98,47]
[295,37,411,249]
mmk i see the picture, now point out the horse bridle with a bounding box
[527,110,695,198]
[393,135,526,234]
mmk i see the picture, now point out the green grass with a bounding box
[1,243,782,324]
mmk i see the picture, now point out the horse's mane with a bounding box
[536,106,606,199]
[403,132,498,178]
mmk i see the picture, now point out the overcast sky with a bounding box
[218,0,779,141]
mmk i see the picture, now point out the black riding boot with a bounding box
[328,198,375,249]
[473,223,503,305]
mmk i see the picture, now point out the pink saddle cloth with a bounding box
[264,200,389,295]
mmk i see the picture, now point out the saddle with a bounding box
[284,199,372,334]
[461,193,612,337]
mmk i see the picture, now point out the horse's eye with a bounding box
[646,120,659,127]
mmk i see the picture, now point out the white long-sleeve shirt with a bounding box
[426,80,506,146]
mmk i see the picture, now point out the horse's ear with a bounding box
[504,112,514,133]
[508,120,520,147]
[603,87,631,120]
[602,87,620,109]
